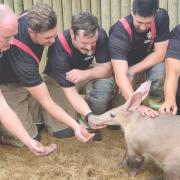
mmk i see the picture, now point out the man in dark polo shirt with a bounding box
[109,0,169,117]
[0,2,93,147]
[160,25,180,115]
[0,4,57,155]
[44,12,114,140]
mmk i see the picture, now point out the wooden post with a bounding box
[39,48,48,74]
[111,0,121,25]
[178,0,180,24]
[53,0,63,31]
[62,0,72,29]
[101,0,111,32]
[121,0,131,17]
[81,0,90,12]
[33,0,41,5]
[14,0,23,15]
[4,0,14,10]
[72,0,81,15]
[42,0,52,6]
[23,0,33,10]
[159,0,168,10]
[168,0,178,30]
[91,0,101,24]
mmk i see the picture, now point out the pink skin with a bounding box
[70,29,98,55]
[0,16,18,51]
[28,26,58,47]
[132,13,155,33]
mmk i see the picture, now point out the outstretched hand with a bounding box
[74,125,94,142]
[138,105,159,118]
[27,140,57,156]
[88,114,107,129]
[159,101,177,115]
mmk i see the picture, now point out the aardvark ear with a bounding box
[125,81,151,111]
[134,81,151,100]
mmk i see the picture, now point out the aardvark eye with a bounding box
[110,113,115,118]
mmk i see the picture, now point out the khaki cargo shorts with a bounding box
[0,83,40,147]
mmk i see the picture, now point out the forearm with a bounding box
[164,71,179,103]
[164,58,180,103]
[84,63,112,81]
[0,94,32,146]
[116,73,134,100]
[112,60,134,100]
[43,98,80,129]
[129,41,168,75]
[27,83,80,131]
[63,87,91,116]
[129,51,164,75]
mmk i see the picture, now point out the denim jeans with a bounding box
[134,62,165,101]
[146,62,165,100]
[0,83,39,147]
[85,76,116,115]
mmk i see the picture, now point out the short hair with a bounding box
[71,12,99,36]
[132,0,159,17]
[26,2,57,33]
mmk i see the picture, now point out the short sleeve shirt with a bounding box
[109,8,170,66]
[45,28,110,87]
[166,25,180,60]
[0,14,44,87]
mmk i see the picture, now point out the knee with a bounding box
[85,79,116,114]
[86,77,115,102]
[147,63,165,83]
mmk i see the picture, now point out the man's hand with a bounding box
[66,69,88,84]
[88,114,107,129]
[27,140,57,156]
[159,101,177,115]
[138,105,159,118]
[74,125,94,142]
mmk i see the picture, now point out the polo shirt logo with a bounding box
[84,54,94,61]
[144,31,152,44]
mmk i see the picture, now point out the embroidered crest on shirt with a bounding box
[84,50,94,61]
[144,31,152,44]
